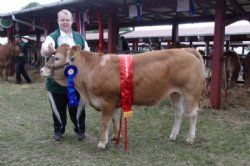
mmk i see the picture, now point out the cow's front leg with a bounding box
[98,112,113,149]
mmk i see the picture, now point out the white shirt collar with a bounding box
[59,29,73,38]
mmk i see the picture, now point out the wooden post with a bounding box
[171,22,179,43]
[210,0,226,109]
[108,12,118,53]
[7,27,15,76]
[97,13,104,53]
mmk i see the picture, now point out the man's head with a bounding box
[57,9,73,34]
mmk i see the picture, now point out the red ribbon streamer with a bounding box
[117,54,134,152]
[119,54,134,118]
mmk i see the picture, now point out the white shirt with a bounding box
[41,29,90,57]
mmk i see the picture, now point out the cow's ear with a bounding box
[70,45,81,58]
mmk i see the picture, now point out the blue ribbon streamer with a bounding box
[136,0,141,21]
[189,0,195,16]
[64,65,79,107]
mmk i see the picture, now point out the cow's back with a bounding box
[132,49,205,105]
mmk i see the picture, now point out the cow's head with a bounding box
[40,44,81,85]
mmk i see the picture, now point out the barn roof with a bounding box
[85,23,250,41]
[0,0,250,37]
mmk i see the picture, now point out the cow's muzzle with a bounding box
[40,67,52,77]
[40,62,70,77]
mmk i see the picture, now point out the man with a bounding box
[41,9,89,141]
[15,35,32,84]
[119,36,130,54]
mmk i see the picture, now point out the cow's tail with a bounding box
[184,48,205,73]
[184,48,207,97]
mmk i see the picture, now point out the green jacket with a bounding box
[16,41,28,64]
[45,29,85,93]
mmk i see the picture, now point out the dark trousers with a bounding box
[47,91,86,134]
[15,61,31,83]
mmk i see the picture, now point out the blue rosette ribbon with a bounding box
[64,65,79,107]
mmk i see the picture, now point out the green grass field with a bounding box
[0,80,249,165]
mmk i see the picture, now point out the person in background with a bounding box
[41,9,89,141]
[14,35,32,84]
[119,36,130,54]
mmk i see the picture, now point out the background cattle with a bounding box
[223,51,241,89]
[243,54,250,87]
[40,44,206,149]
[206,50,241,94]
[0,43,21,81]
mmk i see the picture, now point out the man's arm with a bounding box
[84,40,90,51]
[41,36,56,57]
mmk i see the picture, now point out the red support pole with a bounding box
[97,13,104,54]
[7,27,15,76]
[75,11,80,33]
[75,11,86,38]
[210,0,226,109]
[108,12,118,53]
[7,27,14,44]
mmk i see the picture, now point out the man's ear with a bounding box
[70,45,81,59]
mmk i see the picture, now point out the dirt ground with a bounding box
[5,69,44,84]
[201,84,250,109]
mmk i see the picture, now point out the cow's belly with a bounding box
[133,86,174,106]
[89,96,103,110]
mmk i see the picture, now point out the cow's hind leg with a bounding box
[184,97,199,144]
[111,109,119,140]
[169,92,185,141]
[98,110,114,149]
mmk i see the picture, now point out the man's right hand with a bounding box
[48,43,56,54]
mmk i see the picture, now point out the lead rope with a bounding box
[115,110,123,145]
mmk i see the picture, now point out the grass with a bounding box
[0,80,249,165]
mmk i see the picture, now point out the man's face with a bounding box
[57,13,72,33]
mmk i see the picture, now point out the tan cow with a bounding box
[0,43,21,81]
[243,54,250,87]
[40,44,206,149]
[223,51,241,89]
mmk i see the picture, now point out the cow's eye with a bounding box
[54,57,59,61]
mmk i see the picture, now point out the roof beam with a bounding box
[224,12,250,26]
[227,0,245,14]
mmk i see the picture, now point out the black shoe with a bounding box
[75,132,86,141]
[54,132,62,141]
[14,81,21,84]
[27,81,32,84]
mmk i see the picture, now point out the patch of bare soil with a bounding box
[200,85,250,125]
[5,69,44,84]
[201,85,250,108]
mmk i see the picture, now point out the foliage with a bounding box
[21,2,41,10]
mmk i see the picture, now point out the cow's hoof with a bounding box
[186,137,194,144]
[169,133,177,141]
[97,142,106,149]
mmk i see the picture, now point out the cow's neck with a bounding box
[72,52,99,105]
